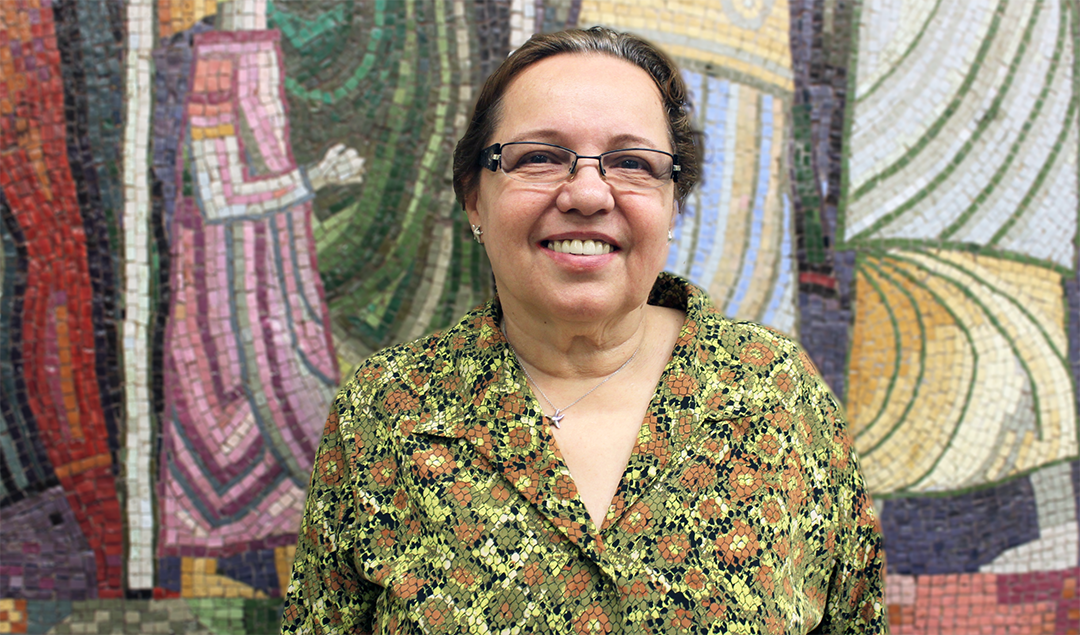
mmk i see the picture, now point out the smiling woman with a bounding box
[282,27,887,635]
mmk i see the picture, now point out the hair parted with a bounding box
[452,26,701,208]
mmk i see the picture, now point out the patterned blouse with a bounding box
[282,273,888,634]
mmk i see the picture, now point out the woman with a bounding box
[283,27,886,634]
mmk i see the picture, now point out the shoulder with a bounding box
[667,277,844,447]
[655,271,812,376]
[677,282,821,395]
[706,317,851,478]
[335,301,502,438]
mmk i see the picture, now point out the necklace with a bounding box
[501,324,641,428]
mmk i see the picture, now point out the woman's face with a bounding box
[466,53,677,327]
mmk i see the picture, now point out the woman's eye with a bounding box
[512,152,565,170]
[611,155,652,172]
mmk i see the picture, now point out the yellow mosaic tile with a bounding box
[0,598,27,634]
[158,0,218,39]
[275,544,297,595]
[578,0,794,91]
[850,249,1075,494]
[180,557,268,599]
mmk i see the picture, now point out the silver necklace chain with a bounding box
[501,324,640,428]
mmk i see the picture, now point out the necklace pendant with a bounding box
[549,410,565,428]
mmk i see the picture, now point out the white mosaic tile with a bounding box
[844,0,1077,270]
[121,0,156,592]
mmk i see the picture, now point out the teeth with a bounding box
[548,239,614,255]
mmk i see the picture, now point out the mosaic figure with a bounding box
[157,0,364,559]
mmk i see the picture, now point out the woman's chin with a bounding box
[493,251,663,325]
[516,286,645,326]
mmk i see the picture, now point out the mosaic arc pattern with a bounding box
[0,0,1077,633]
[844,0,1077,263]
[838,0,1080,631]
[667,72,799,336]
[843,0,1079,496]
[589,0,800,336]
[849,250,1074,493]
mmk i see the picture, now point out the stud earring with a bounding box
[471,224,483,243]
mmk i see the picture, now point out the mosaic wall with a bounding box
[0,0,1076,632]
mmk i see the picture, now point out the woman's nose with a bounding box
[558,161,614,215]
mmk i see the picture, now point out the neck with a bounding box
[500,299,649,381]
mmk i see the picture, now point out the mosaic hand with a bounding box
[309,143,366,190]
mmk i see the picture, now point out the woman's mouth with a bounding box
[544,239,615,255]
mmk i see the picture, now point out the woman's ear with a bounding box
[464,190,481,227]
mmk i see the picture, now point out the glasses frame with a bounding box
[479,141,681,187]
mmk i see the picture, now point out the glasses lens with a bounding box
[601,150,672,189]
[497,143,674,189]
[500,144,574,183]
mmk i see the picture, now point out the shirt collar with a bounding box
[407,272,787,552]
[410,272,781,439]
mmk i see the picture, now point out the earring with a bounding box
[667,229,674,243]
[471,224,483,243]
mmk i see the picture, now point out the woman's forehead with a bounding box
[495,54,669,148]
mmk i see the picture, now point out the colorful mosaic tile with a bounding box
[46,599,214,634]
[0,598,29,634]
[839,0,1080,629]
[667,71,798,336]
[0,487,97,602]
[849,249,1076,493]
[157,27,341,561]
[579,0,794,91]
[1,0,1078,632]
[886,570,1080,634]
[840,0,1080,489]
[1,0,125,599]
[844,0,1077,266]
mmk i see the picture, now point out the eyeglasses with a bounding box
[479,142,680,190]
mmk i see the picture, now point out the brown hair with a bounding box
[452,27,700,208]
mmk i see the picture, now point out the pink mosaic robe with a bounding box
[158,30,339,557]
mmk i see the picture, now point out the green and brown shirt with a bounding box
[282,273,887,634]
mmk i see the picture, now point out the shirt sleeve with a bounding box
[806,375,890,634]
[280,375,394,635]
